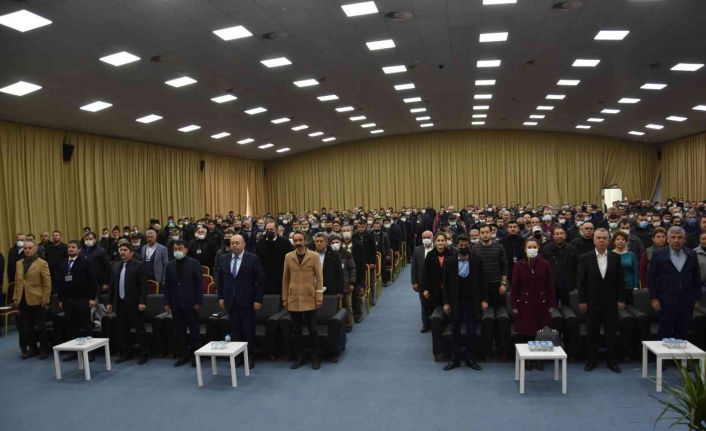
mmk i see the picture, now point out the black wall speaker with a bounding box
[62,143,75,162]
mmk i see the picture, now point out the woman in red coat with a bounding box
[511,237,556,370]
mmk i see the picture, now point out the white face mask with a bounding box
[102,234,109,239]
[172,235,180,241]
[16,240,25,248]
[471,238,480,244]
[174,251,186,260]
[196,234,206,240]
[331,243,341,251]
[558,219,566,225]
[289,238,294,245]
[621,229,630,236]
[342,232,352,240]
[526,248,539,258]
[422,238,433,247]
[84,240,95,247]
[542,215,552,222]
[446,240,453,247]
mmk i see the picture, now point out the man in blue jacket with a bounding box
[163,240,203,367]
[648,226,702,340]
[216,234,265,369]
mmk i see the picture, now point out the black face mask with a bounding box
[223,239,230,247]
[458,247,469,256]
[265,231,275,239]
[533,232,542,239]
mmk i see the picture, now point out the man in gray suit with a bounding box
[411,230,434,332]
[140,229,169,285]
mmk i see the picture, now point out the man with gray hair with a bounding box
[648,226,702,340]
[139,229,168,285]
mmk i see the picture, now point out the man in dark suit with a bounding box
[255,221,293,295]
[163,240,203,367]
[648,226,702,340]
[313,233,344,297]
[58,240,96,360]
[81,231,111,300]
[107,243,148,364]
[44,230,68,291]
[442,234,487,371]
[216,234,265,368]
[577,228,626,373]
[411,230,434,332]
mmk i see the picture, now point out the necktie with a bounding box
[67,258,74,273]
[231,255,239,279]
[119,262,127,299]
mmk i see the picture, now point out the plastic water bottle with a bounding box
[224,334,231,347]
[528,341,535,352]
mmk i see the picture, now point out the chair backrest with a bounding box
[199,294,220,320]
[147,280,160,294]
[201,274,214,293]
[375,254,382,277]
[5,283,14,306]
[206,282,215,294]
[316,295,338,322]
[632,288,657,318]
[200,265,210,276]
[145,294,164,320]
[256,294,281,322]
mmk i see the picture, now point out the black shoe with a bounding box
[38,351,49,360]
[136,355,148,365]
[465,360,482,370]
[174,357,190,367]
[525,360,534,370]
[536,360,544,371]
[443,361,460,371]
[22,350,39,360]
[354,316,363,323]
[116,356,131,364]
[420,325,430,333]
[312,359,321,370]
[584,360,597,372]
[607,361,622,373]
[346,326,352,333]
[290,358,305,370]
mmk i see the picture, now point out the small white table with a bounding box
[53,338,111,381]
[514,343,567,394]
[642,341,706,392]
[194,342,249,388]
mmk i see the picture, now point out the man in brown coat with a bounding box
[282,231,324,369]
[13,240,52,359]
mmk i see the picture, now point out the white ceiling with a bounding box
[1,0,705,161]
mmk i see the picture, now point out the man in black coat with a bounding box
[341,225,366,322]
[107,243,148,364]
[255,221,293,295]
[163,240,203,367]
[648,226,702,340]
[81,232,111,300]
[577,228,626,373]
[44,230,68,291]
[58,240,96,357]
[411,231,434,332]
[442,234,487,371]
[313,233,344,297]
[570,221,595,257]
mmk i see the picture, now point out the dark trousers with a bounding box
[658,305,691,340]
[229,306,255,356]
[556,289,570,307]
[290,310,319,359]
[63,298,93,339]
[173,307,200,357]
[19,294,48,353]
[482,283,510,357]
[451,303,477,362]
[116,299,146,357]
[351,287,362,320]
[586,306,618,362]
[419,290,430,328]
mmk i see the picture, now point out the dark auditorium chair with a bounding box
[45,293,66,347]
[429,306,447,361]
[558,294,580,359]
[101,293,163,357]
[1,282,19,336]
[279,295,347,362]
[158,294,220,358]
[255,294,287,359]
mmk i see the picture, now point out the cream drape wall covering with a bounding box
[661,132,706,200]
[264,130,659,213]
[0,120,264,289]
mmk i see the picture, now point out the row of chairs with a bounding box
[430,287,706,361]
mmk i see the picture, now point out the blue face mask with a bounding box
[638,221,649,229]
[687,218,698,226]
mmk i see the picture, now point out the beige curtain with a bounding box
[0,120,264,289]
[661,132,706,200]
[264,130,659,212]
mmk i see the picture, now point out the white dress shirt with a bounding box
[595,249,608,279]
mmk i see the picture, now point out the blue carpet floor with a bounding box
[0,266,679,431]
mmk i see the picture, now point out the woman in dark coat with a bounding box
[422,232,453,311]
[511,237,556,370]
